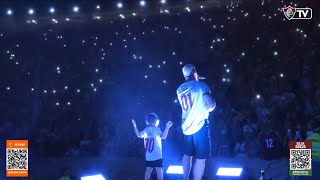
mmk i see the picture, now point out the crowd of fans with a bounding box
[1,0,319,163]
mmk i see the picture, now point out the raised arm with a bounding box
[203,92,216,112]
[132,119,142,138]
[161,121,173,139]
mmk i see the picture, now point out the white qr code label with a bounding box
[6,140,29,177]
[290,149,311,170]
[289,141,312,176]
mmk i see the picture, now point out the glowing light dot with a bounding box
[222,78,226,82]
[163,61,166,64]
[163,80,167,83]
[117,3,123,8]
[256,94,261,99]
[77,89,80,93]
[226,69,230,73]
[140,1,146,6]
[73,6,79,12]
[257,37,260,40]
[99,79,103,83]
[95,69,99,72]
[241,52,245,56]
[149,65,152,68]
[7,9,13,15]
[31,88,34,91]
[144,75,148,78]
[56,102,59,106]
[274,51,278,56]
[174,100,178,103]
[96,5,101,9]
[280,73,284,78]
[94,88,97,92]
[49,8,55,13]
[65,86,68,89]
[273,39,277,43]
[28,9,34,15]
[179,62,183,65]
[6,87,10,90]
[44,90,47,93]
[158,65,161,68]
[173,52,176,55]
[53,90,56,93]
[68,102,71,105]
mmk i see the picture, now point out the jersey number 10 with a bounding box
[181,92,193,111]
[145,138,155,153]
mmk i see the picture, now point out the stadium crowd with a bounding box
[0,0,319,165]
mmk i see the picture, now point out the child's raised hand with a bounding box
[132,119,137,127]
[166,121,173,128]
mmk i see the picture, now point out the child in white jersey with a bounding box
[132,113,173,180]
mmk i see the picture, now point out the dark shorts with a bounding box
[183,124,211,159]
[146,159,163,168]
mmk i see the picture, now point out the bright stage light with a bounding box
[73,6,79,12]
[166,166,183,174]
[161,0,166,4]
[28,9,34,15]
[81,174,106,180]
[117,2,123,8]
[96,5,101,9]
[216,167,243,176]
[140,0,146,6]
[7,9,13,15]
[49,7,55,13]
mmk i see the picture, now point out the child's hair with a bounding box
[145,113,159,126]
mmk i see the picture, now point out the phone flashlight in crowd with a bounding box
[256,94,261,99]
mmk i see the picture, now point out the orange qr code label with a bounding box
[6,140,28,177]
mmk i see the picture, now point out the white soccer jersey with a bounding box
[177,80,211,135]
[140,126,163,161]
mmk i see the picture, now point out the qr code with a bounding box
[290,149,311,170]
[6,148,28,170]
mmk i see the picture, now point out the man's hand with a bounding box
[132,119,137,127]
[166,121,173,128]
[203,93,216,112]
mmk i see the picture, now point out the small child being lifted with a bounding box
[132,113,173,180]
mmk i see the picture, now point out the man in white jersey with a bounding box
[132,113,173,180]
[177,64,216,180]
